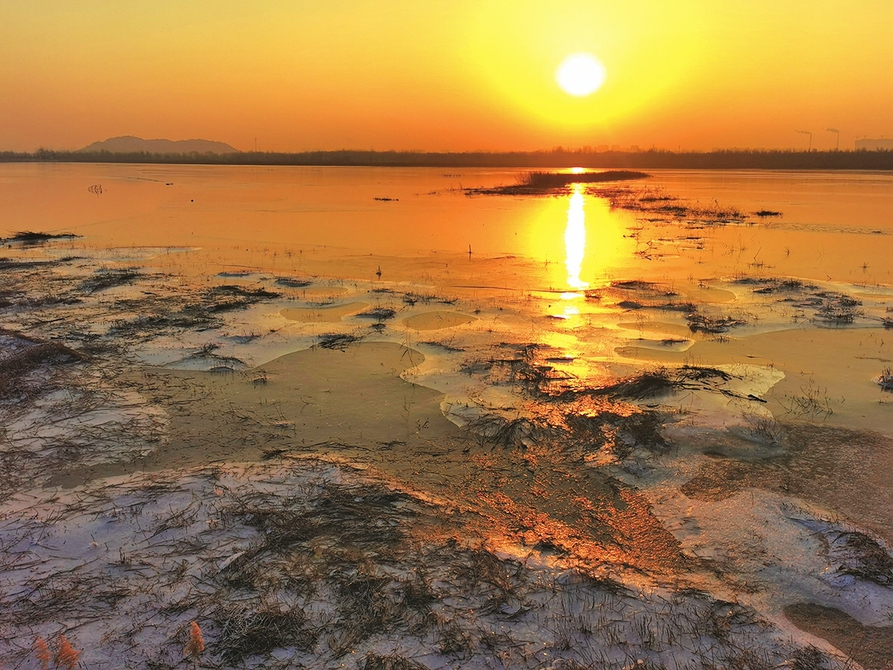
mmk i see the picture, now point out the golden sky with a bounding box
[1,0,891,152]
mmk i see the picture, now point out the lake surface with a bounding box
[3,163,892,289]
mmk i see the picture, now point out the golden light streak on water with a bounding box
[564,186,588,291]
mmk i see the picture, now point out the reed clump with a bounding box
[213,604,317,664]
[317,332,363,350]
[0,336,87,400]
[2,230,79,245]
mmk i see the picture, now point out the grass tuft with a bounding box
[361,652,428,670]
[213,604,317,663]
[317,333,362,350]
[3,231,79,244]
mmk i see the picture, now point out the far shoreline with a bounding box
[2,147,893,170]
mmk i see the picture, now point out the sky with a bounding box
[1,0,891,153]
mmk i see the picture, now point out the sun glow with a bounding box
[556,53,607,97]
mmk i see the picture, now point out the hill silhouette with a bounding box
[79,136,239,154]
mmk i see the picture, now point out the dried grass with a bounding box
[78,267,142,293]
[213,603,317,663]
[3,230,79,244]
[0,339,87,400]
[317,332,362,350]
[361,652,428,670]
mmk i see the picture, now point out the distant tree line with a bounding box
[1,147,892,170]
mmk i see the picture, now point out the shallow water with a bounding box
[4,163,891,286]
[3,163,892,435]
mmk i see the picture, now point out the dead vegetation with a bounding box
[402,291,457,306]
[275,276,313,288]
[201,284,282,312]
[599,186,749,225]
[686,311,748,334]
[356,307,397,321]
[784,603,893,670]
[465,177,760,232]
[0,460,845,670]
[108,282,283,340]
[317,333,363,350]
[1,230,79,245]
[213,603,318,664]
[588,279,749,335]
[457,347,751,470]
[361,653,427,670]
[78,267,142,293]
[738,277,865,325]
[465,170,650,195]
[461,344,737,406]
[0,331,87,400]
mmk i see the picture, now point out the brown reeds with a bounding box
[54,636,80,670]
[0,338,87,400]
[183,620,204,659]
[33,637,51,670]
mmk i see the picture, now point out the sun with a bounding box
[556,53,607,97]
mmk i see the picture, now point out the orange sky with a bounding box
[1,1,891,153]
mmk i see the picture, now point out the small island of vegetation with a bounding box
[467,169,651,195]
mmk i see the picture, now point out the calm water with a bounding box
[2,163,892,289]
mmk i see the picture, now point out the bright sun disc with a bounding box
[556,53,606,97]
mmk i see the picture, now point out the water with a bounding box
[4,163,891,433]
[3,163,891,288]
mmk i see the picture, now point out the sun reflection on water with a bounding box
[565,186,588,291]
[525,182,635,322]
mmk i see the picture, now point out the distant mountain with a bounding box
[79,136,239,154]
